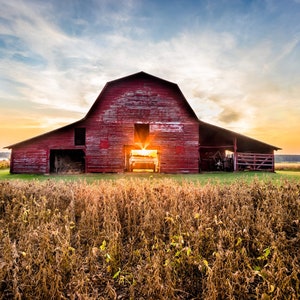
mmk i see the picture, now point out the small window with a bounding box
[74,128,86,145]
[134,124,149,144]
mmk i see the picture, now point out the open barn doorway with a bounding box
[123,124,160,172]
[129,149,159,172]
[199,148,233,172]
[50,149,85,173]
[124,146,159,172]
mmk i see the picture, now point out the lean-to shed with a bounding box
[6,72,280,174]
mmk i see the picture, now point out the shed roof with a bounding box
[5,120,81,149]
[199,121,281,152]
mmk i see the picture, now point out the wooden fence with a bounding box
[236,152,274,171]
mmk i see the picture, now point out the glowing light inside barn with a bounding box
[131,149,157,157]
[129,149,159,172]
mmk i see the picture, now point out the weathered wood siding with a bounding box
[10,127,79,174]
[82,75,199,173]
[11,148,48,174]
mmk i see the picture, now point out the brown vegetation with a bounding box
[0,160,9,170]
[275,163,300,172]
[0,178,299,299]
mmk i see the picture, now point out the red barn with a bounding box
[6,72,280,174]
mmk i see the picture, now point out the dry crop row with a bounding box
[0,178,299,299]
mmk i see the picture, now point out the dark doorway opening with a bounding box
[134,123,149,147]
[74,128,86,145]
[50,149,85,173]
[199,149,233,172]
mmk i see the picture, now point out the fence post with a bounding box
[233,137,237,171]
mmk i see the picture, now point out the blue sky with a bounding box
[0,0,300,153]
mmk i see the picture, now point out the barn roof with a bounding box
[5,71,281,152]
[199,120,281,152]
[5,120,81,149]
[84,71,199,120]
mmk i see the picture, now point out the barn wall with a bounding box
[82,76,199,173]
[151,123,199,173]
[10,148,48,174]
[10,127,81,174]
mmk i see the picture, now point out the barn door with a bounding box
[50,149,85,173]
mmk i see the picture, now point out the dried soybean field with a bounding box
[0,178,299,299]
